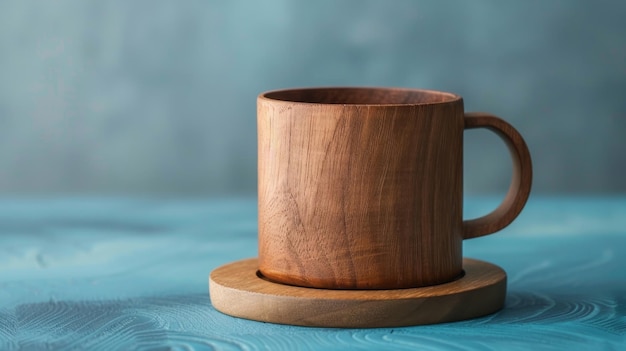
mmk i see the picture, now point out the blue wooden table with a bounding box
[1,197,625,350]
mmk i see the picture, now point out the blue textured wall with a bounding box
[1,1,624,195]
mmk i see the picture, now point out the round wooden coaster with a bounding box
[209,258,506,328]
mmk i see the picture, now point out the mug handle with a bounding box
[463,112,533,239]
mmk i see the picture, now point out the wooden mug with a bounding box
[257,87,532,289]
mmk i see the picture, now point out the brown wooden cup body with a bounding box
[257,88,531,290]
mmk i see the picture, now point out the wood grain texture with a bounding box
[209,258,507,328]
[257,87,533,290]
[463,113,533,239]
[258,87,465,289]
[0,198,625,350]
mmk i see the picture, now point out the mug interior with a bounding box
[261,87,460,105]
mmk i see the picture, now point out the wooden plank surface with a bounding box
[1,197,625,350]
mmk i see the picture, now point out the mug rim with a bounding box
[258,86,462,106]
